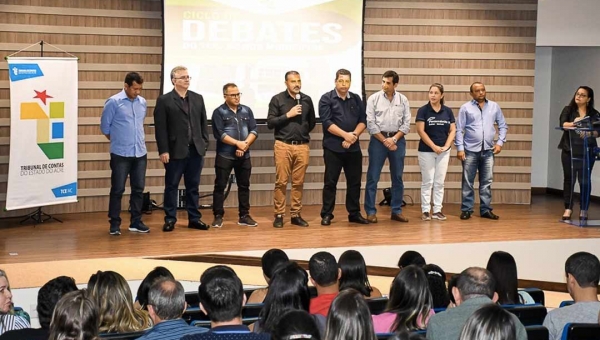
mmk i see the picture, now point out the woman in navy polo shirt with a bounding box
[416,83,456,221]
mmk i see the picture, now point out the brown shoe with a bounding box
[391,213,409,223]
[366,214,378,223]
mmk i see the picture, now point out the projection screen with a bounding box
[162,0,365,119]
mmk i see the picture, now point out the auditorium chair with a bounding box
[376,330,426,340]
[561,323,600,340]
[185,288,264,309]
[366,297,389,315]
[99,330,147,339]
[503,304,548,326]
[526,325,550,340]
[559,300,575,308]
[520,287,546,305]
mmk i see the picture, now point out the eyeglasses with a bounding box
[336,80,351,85]
[576,93,588,98]
[174,76,191,80]
[225,93,242,98]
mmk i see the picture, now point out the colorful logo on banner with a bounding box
[21,89,65,160]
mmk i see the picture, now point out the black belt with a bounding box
[381,131,397,138]
[277,139,309,145]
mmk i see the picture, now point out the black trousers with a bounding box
[321,148,363,218]
[212,154,252,217]
[561,149,595,210]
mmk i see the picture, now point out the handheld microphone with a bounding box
[295,94,301,106]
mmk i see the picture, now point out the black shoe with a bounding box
[273,214,284,228]
[163,221,175,232]
[188,220,210,230]
[460,211,472,220]
[129,222,150,233]
[291,215,309,227]
[481,211,499,220]
[321,215,332,226]
[348,214,369,224]
[109,225,121,236]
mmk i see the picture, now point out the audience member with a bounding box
[87,271,151,333]
[422,264,450,309]
[0,269,30,336]
[486,251,534,305]
[182,266,269,340]
[338,250,382,298]
[447,274,459,308]
[137,278,207,340]
[309,252,340,316]
[459,303,517,340]
[254,261,325,335]
[247,249,289,304]
[372,265,433,333]
[0,276,77,340]
[324,289,377,340]
[426,267,526,340]
[271,310,321,340]
[48,290,98,340]
[397,251,426,270]
[543,252,600,340]
[135,266,175,310]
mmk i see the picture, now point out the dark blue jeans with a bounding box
[108,153,147,227]
[163,145,204,223]
[365,136,406,215]
[461,149,494,214]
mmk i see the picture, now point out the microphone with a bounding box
[295,94,301,106]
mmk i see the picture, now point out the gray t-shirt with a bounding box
[543,301,600,340]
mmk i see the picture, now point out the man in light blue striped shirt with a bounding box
[455,82,508,220]
[364,70,412,223]
[100,72,149,235]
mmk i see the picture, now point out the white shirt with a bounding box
[366,90,411,136]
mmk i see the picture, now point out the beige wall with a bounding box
[0,0,535,216]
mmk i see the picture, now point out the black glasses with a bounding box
[174,76,191,80]
[225,93,242,98]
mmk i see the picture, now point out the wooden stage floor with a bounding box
[1,195,600,265]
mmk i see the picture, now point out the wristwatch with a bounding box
[392,137,397,143]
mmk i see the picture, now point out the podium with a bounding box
[557,119,600,227]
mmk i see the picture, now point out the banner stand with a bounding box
[5,41,78,225]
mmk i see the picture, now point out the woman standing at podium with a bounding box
[558,86,599,220]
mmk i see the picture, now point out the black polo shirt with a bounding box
[319,89,366,153]
[266,90,316,142]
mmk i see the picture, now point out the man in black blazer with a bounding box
[154,66,210,232]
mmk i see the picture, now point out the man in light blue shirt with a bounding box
[455,82,508,220]
[100,72,149,235]
[364,70,411,223]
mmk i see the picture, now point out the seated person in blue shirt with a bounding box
[136,278,207,340]
[182,266,269,340]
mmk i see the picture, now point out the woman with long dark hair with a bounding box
[558,86,599,220]
[324,289,377,340]
[459,304,517,340]
[254,261,325,335]
[48,290,99,340]
[486,251,534,305]
[338,250,382,298]
[422,264,450,309]
[372,265,433,333]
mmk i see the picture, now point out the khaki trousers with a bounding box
[273,140,310,216]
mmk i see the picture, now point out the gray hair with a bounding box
[457,267,496,301]
[170,66,188,81]
[148,278,186,320]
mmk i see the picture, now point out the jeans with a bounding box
[461,149,494,214]
[213,155,252,217]
[561,149,595,210]
[418,150,450,213]
[163,145,204,223]
[273,141,310,217]
[321,148,363,218]
[108,153,147,227]
[365,136,406,215]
